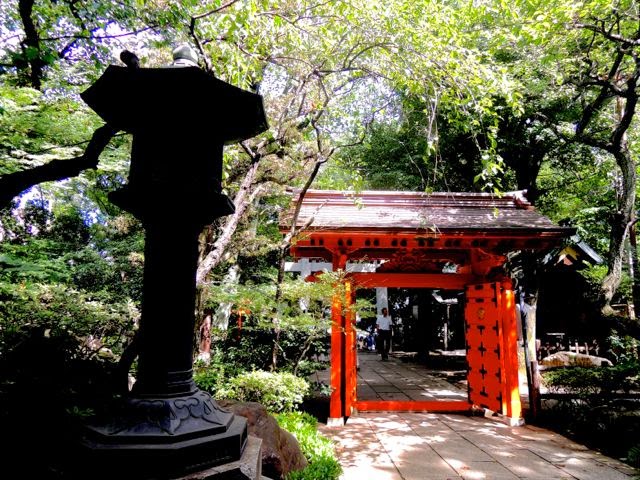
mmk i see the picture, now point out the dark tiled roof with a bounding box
[283,189,569,235]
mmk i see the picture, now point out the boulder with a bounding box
[540,351,613,368]
[219,401,308,479]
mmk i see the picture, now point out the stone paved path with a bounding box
[311,350,638,479]
[357,351,468,402]
[320,412,638,480]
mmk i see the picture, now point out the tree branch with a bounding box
[576,22,640,46]
[0,124,118,208]
[188,0,243,73]
[196,157,262,286]
[575,49,626,136]
[192,0,241,21]
[43,25,158,43]
[612,75,638,150]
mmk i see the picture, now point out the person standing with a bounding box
[376,307,392,360]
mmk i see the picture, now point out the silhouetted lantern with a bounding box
[78,62,268,478]
[81,65,267,222]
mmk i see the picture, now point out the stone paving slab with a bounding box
[320,412,639,480]
[486,448,575,479]
[378,392,411,401]
[373,385,402,393]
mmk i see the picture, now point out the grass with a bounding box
[276,411,342,480]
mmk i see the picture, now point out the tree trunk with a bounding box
[18,0,44,89]
[522,296,541,418]
[270,248,287,370]
[270,157,328,371]
[195,159,261,286]
[630,223,640,320]
[212,265,240,330]
[192,163,259,366]
[600,150,636,313]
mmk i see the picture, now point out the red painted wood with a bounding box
[355,400,472,412]
[329,292,342,421]
[500,280,522,419]
[465,282,503,413]
[463,281,522,421]
[344,281,357,416]
[284,190,567,424]
[329,254,347,421]
[349,272,477,289]
[290,232,564,259]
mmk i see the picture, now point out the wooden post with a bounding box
[521,292,541,419]
[328,253,347,426]
[344,280,356,417]
[501,280,522,421]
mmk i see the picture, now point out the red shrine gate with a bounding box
[281,190,572,425]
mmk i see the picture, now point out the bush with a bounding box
[286,457,342,480]
[212,370,309,413]
[0,280,136,360]
[276,411,342,480]
[627,443,640,468]
[606,331,639,364]
[213,325,330,376]
[542,361,640,397]
[539,358,640,468]
[193,348,246,395]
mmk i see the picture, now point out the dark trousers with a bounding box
[377,329,391,359]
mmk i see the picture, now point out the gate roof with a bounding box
[280,189,573,271]
[282,189,567,233]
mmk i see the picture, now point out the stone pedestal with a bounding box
[80,391,247,479]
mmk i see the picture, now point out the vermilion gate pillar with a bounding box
[464,281,521,422]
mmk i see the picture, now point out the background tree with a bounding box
[570,6,640,314]
[5,0,640,410]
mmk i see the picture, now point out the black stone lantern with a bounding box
[77,57,267,478]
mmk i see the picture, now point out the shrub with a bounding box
[627,443,640,468]
[276,411,342,480]
[539,359,640,468]
[286,457,342,480]
[542,367,604,397]
[214,370,309,413]
[606,331,639,364]
[542,361,640,398]
[193,348,246,395]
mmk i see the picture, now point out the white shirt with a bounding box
[376,314,392,331]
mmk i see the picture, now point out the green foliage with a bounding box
[627,443,640,468]
[286,457,342,480]
[0,199,141,446]
[0,280,134,476]
[0,280,136,359]
[276,411,342,480]
[1,202,144,299]
[579,264,632,306]
[204,272,358,373]
[193,347,248,394]
[212,370,310,413]
[0,85,105,176]
[542,361,640,398]
[606,331,640,364]
[540,343,640,466]
[330,122,432,191]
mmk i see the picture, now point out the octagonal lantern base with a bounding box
[77,389,247,479]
